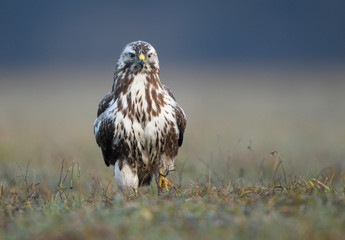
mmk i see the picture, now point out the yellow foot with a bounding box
[158,169,173,191]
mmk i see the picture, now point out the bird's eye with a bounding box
[148,53,152,59]
[129,53,135,58]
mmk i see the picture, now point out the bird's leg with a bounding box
[158,169,173,192]
[133,188,139,198]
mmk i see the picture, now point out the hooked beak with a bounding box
[138,54,145,67]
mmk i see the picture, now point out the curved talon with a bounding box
[158,169,173,191]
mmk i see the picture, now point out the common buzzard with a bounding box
[94,41,186,193]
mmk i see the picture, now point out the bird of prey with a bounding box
[94,41,186,193]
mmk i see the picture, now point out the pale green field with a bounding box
[0,64,345,239]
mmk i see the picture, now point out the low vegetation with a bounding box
[1,159,344,240]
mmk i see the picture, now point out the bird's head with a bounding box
[117,41,159,75]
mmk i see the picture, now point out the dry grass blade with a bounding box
[271,151,287,186]
[0,183,3,199]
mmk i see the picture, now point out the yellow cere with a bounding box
[139,54,145,60]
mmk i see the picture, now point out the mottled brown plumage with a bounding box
[94,41,186,192]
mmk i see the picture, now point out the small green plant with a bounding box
[1,159,345,240]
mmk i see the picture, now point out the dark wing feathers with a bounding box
[97,92,113,117]
[95,92,116,167]
[163,85,176,101]
[164,85,187,147]
[175,106,186,147]
[95,117,115,167]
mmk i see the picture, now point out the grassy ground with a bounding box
[1,164,344,240]
[1,64,345,239]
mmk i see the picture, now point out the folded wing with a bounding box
[94,92,115,166]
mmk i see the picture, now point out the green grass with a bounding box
[1,159,344,240]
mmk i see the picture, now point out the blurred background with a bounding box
[1,1,345,188]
